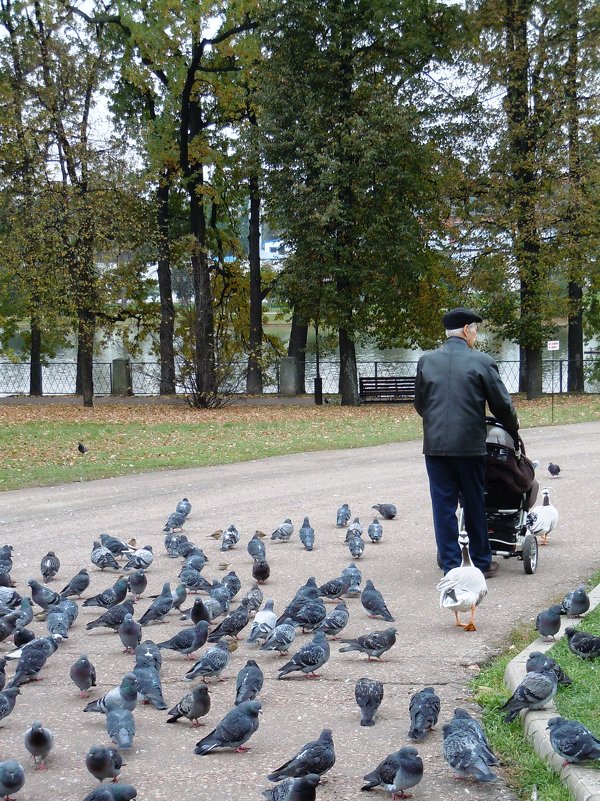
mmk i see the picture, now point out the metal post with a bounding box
[314,321,322,405]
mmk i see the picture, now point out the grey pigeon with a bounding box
[180,597,211,625]
[355,677,384,727]
[252,560,271,584]
[185,639,230,681]
[127,570,147,600]
[157,620,209,659]
[277,631,330,679]
[535,604,562,641]
[91,541,120,571]
[99,534,134,558]
[164,510,186,532]
[299,517,315,551]
[0,657,5,690]
[271,518,294,542]
[118,614,142,653]
[560,584,590,618]
[28,578,60,611]
[408,686,440,739]
[179,566,210,593]
[70,654,97,697]
[336,504,351,527]
[82,784,137,801]
[0,760,25,798]
[139,582,173,626]
[361,580,395,621]
[6,635,60,664]
[40,551,60,582]
[46,609,70,639]
[341,562,362,596]
[347,535,364,559]
[371,503,397,519]
[339,627,397,660]
[260,619,296,655]
[106,708,135,750]
[133,655,168,709]
[14,598,33,627]
[123,546,153,572]
[222,571,242,599]
[176,497,192,518]
[565,626,600,659]
[170,583,187,611]
[292,598,327,632]
[83,672,138,713]
[276,580,319,625]
[526,651,572,686]
[85,745,122,782]
[24,720,54,769]
[262,775,321,801]
[86,600,135,632]
[52,597,78,626]
[60,568,90,599]
[442,723,496,781]
[367,518,383,543]
[83,578,129,610]
[135,641,162,672]
[248,533,267,562]
[268,728,335,780]
[194,699,262,754]
[209,581,232,611]
[167,685,210,726]
[235,659,264,705]
[78,441,88,453]
[0,687,20,723]
[247,599,276,644]
[547,716,600,764]
[207,599,250,642]
[219,524,241,551]
[446,708,499,765]
[346,518,363,539]
[548,462,561,477]
[241,584,264,615]
[318,576,350,602]
[7,645,51,687]
[314,601,349,639]
[361,746,423,795]
[164,532,187,557]
[499,669,558,722]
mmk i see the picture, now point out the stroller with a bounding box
[460,417,539,574]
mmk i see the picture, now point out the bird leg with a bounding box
[305,672,320,678]
[462,606,477,632]
[392,793,413,799]
[453,612,466,628]
[234,746,250,753]
[540,534,549,546]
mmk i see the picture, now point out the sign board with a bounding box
[547,341,560,351]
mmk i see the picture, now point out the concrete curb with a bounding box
[504,583,600,801]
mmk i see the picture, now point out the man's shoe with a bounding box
[483,561,499,579]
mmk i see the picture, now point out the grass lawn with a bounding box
[0,393,598,491]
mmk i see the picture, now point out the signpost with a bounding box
[547,341,559,422]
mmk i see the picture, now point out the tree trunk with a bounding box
[29,319,43,396]
[339,327,359,405]
[246,173,263,394]
[287,313,308,394]
[523,345,542,399]
[518,343,527,393]
[189,182,216,394]
[77,309,95,407]
[568,283,584,392]
[156,177,176,395]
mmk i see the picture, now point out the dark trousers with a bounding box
[425,455,492,573]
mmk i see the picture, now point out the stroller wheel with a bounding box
[522,533,538,574]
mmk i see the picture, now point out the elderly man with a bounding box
[414,308,519,577]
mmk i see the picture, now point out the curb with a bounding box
[504,583,600,801]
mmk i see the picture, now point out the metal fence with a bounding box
[0,357,598,396]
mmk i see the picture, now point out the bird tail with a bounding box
[408,726,426,740]
[338,641,357,653]
[193,733,218,755]
[83,700,103,713]
[276,661,295,678]
[381,610,395,622]
[360,771,380,791]
[360,714,375,727]
[116,730,133,749]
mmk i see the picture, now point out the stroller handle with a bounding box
[485,416,522,455]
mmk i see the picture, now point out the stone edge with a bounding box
[503,584,600,801]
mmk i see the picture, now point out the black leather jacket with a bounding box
[414,337,518,456]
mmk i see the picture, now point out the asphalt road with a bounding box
[0,420,597,801]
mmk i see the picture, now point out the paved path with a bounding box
[1,421,597,801]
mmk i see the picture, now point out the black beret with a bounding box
[442,307,483,329]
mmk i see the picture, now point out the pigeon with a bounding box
[277,630,330,679]
[40,551,60,582]
[78,441,88,454]
[183,551,207,573]
[276,579,319,625]
[83,673,139,713]
[82,784,137,801]
[207,600,250,642]
[0,760,25,798]
[106,708,135,750]
[526,651,572,686]
[7,644,52,687]
[262,775,321,801]
[219,524,241,551]
[271,519,294,542]
[235,659,264,705]
[126,571,147,600]
[347,517,364,539]
[0,588,20,609]
[24,720,54,769]
[0,547,13,575]
[535,604,562,641]
[118,614,142,653]
[157,620,209,659]
[445,708,498,765]
[185,639,231,681]
[367,518,383,543]
[28,578,60,611]
[290,598,327,632]
[85,745,122,783]
[179,567,210,593]
[139,582,173,626]
[0,612,20,643]
[99,534,134,559]
[14,598,33,628]
[0,658,6,690]
[548,462,561,477]
[180,598,211,625]
[565,626,600,659]
[347,535,364,559]
[167,684,211,726]
[408,686,441,739]
[371,503,397,520]
[194,699,262,754]
[135,641,162,672]
[442,723,497,781]
[355,677,384,727]
[314,601,349,639]
[60,568,90,599]
[499,669,558,722]
[260,618,296,655]
[247,599,276,644]
[133,655,168,709]
[339,627,397,660]
[164,532,186,557]
[241,584,264,615]
[360,579,395,622]
[209,581,233,612]
[51,597,78,626]
[46,608,70,638]
[547,716,600,764]
[86,600,135,632]
[437,533,487,630]
[222,571,242,599]
[91,541,120,571]
[318,577,350,602]
[164,510,186,532]
[70,654,97,697]
[526,488,558,545]
[123,546,153,571]
[560,584,590,618]
[341,562,362,596]
[268,728,335,780]
[336,504,351,527]
[83,577,129,609]
[176,497,192,518]
[299,517,315,551]
[361,746,423,796]
[248,533,267,562]
[0,687,20,723]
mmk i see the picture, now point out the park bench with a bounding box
[359,375,417,403]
